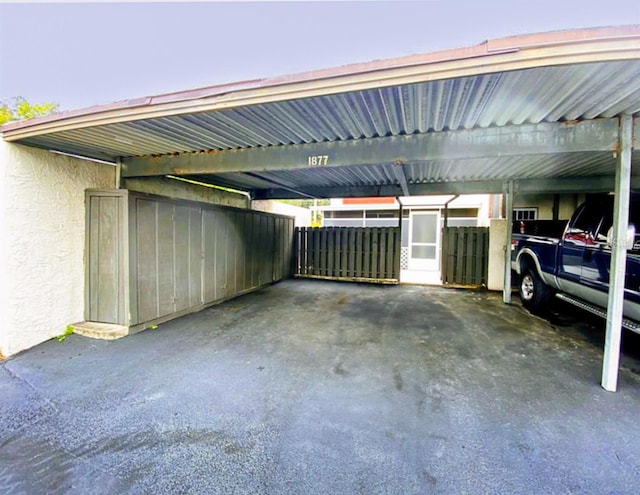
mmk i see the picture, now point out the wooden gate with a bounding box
[294,227,400,283]
[441,226,489,286]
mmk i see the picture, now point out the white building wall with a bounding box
[0,142,115,356]
[514,193,582,220]
[124,176,249,209]
[251,200,311,227]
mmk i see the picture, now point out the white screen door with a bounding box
[409,211,440,271]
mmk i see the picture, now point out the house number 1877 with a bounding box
[308,155,329,166]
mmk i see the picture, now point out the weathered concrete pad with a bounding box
[71,321,128,340]
[2,279,640,494]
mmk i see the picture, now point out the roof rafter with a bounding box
[251,175,640,200]
[121,119,623,178]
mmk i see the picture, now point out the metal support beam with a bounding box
[242,171,316,199]
[249,180,505,199]
[552,194,560,221]
[250,175,640,200]
[222,172,639,200]
[503,180,515,304]
[602,115,634,392]
[121,119,620,177]
[115,157,123,189]
[392,162,410,197]
[443,194,459,230]
[396,198,404,277]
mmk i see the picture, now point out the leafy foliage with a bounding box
[57,325,74,343]
[0,97,59,125]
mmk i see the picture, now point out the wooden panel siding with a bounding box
[86,195,125,324]
[86,189,295,328]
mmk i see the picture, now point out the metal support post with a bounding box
[396,197,403,278]
[115,157,123,189]
[443,194,459,230]
[503,180,515,304]
[602,115,633,392]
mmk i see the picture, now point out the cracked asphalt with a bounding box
[2,279,640,494]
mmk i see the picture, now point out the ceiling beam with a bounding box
[392,162,410,196]
[121,119,620,178]
[242,172,316,199]
[251,175,640,199]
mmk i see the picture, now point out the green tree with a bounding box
[0,97,59,125]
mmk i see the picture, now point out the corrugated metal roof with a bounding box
[2,26,640,197]
[203,151,634,193]
[11,60,640,161]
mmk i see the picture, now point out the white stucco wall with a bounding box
[124,176,249,209]
[251,200,311,226]
[0,141,115,356]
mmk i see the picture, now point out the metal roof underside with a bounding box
[3,27,640,199]
[192,152,639,190]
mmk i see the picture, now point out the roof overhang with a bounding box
[2,25,640,198]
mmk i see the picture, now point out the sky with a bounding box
[1,0,639,112]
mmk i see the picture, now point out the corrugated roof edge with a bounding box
[2,24,640,139]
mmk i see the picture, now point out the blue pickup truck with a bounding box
[511,194,640,331]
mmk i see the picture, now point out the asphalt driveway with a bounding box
[2,279,640,494]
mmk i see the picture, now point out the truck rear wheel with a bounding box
[519,268,552,314]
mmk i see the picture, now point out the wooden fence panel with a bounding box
[294,227,400,283]
[348,229,356,277]
[340,229,348,277]
[441,226,489,286]
[355,229,363,277]
[379,229,387,279]
[363,229,371,278]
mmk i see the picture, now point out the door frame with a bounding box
[408,210,440,271]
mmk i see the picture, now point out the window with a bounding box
[325,210,364,219]
[365,210,398,219]
[513,208,538,221]
[566,201,606,245]
[590,197,640,250]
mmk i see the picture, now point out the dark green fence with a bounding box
[441,226,489,286]
[294,227,400,283]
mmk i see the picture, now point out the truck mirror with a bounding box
[607,225,637,250]
[606,224,636,250]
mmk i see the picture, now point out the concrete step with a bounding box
[70,322,129,340]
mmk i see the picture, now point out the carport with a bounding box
[4,280,640,493]
[2,26,640,391]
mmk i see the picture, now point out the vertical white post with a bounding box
[313,198,318,226]
[397,198,403,279]
[602,115,633,392]
[115,157,123,189]
[503,180,514,304]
